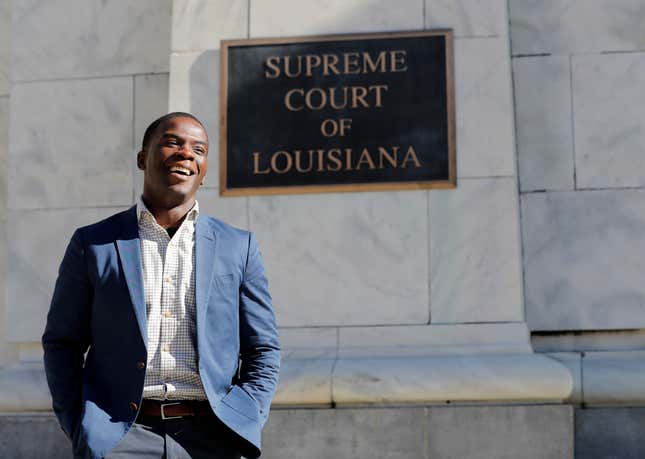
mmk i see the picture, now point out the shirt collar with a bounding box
[136,195,200,223]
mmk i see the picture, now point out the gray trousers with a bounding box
[103,413,243,459]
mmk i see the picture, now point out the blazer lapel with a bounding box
[195,215,217,336]
[115,206,147,347]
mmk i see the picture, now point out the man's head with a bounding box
[137,112,208,209]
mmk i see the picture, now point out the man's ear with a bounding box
[136,151,146,170]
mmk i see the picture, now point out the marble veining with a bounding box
[510,0,645,55]
[513,55,574,192]
[250,0,423,38]
[430,178,523,323]
[6,207,129,342]
[8,78,134,210]
[522,190,645,330]
[249,192,429,327]
[425,0,507,37]
[172,0,248,52]
[12,0,171,81]
[573,52,645,189]
[454,37,516,177]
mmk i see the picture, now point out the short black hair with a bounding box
[140,112,206,151]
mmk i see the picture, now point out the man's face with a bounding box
[138,116,208,207]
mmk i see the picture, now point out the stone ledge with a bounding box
[274,353,572,407]
[0,353,573,412]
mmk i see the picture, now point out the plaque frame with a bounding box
[219,30,455,196]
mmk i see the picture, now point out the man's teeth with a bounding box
[169,166,192,176]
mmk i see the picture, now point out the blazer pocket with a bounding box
[221,385,260,421]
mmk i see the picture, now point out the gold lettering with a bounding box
[327,149,343,171]
[317,149,325,171]
[284,88,304,111]
[323,54,340,76]
[370,84,388,107]
[343,52,361,74]
[378,146,399,168]
[252,152,270,174]
[305,87,326,110]
[305,55,322,77]
[264,56,281,78]
[284,55,303,78]
[271,151,293,173]
[362,51,387,73]
[294,150,313,173]
[351,86,370,108]
[329,86,349,110]
[356,148,376,170]
[401,146,421,168]
[344,148,352,170]
[390,50,408,72]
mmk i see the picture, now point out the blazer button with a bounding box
[137,361,146,370]
[129,402,138,412]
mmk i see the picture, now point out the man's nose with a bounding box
[176,143,195,158]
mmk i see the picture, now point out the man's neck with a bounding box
[141,195,195,229]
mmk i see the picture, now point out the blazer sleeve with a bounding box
[42,228,93,439]
[237,232,281,424]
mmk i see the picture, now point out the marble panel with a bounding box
[8,78,134,210]
[573,52,645,189]
[249,191,429,327]
[548,352,582,404]
[454,37,516,177]
[169,51,220,189]
[513,55,574,192]
[250,0,423,38]
[197,188,248,230]
[12,0,172,81]
[522,190,645,331]
[172,0,248,52]
[133,74,170,200]
[6,207,128,342]
[429,178,523,323]
[338,323,532,358]
[279,327,338,360]
[583,351,645,405]
[510,0,645,55]
[0,96,7,220]
[425,0,507,37]
[0,0,10,96]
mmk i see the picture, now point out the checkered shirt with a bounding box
[137,196,207,400]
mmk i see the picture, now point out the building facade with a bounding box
[0,1,644,457]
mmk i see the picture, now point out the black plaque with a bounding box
[220,30,455,196]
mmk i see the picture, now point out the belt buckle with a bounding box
[160,402,182,420]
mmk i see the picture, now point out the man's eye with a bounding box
[194,148,205,155]
[167,140,178,146]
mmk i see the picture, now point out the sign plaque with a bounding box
[220,30,455,196]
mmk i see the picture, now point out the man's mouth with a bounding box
[168,165,194,176]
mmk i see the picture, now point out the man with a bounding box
[42,112,280,459]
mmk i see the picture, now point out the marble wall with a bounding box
[510,0,645,331]
[3,0,173,357]
[168,0,523,333]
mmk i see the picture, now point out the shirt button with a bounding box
[164,276,173,284]
[137,361,146,370]
[163,311,172,318]
[129,402,138,412]
[162,345,170,353]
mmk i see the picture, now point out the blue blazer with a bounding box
[42,206,280,459]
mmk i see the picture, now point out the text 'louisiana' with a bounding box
[252,146,422,174]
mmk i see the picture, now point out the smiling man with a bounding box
[42,112,280,459]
